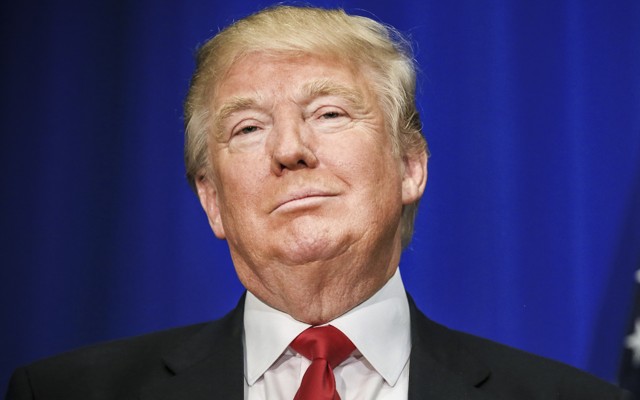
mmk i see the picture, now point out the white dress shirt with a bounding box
[243,268,411,400]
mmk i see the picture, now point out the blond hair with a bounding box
[184,5,428,248]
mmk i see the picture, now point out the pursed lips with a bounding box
[271,189,338,213]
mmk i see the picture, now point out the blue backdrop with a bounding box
[2,0,639,393]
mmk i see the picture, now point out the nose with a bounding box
[269,117,318,175]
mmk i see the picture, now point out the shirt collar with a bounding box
[331,268,411,386]
[243,268,411,387]
[243,290,310,385]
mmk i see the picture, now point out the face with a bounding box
[196,52,426,321]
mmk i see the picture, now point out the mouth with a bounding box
[272,190,337,213]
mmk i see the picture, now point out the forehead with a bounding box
[212,52,373,108]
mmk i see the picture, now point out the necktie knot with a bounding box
[291,325,355,367]
[290,325,355,400]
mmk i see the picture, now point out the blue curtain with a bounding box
[2,0,639,392]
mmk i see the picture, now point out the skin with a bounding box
[196,52,427,324]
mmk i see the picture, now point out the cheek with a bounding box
[349,135,400,176]
[331,140,402,195]
[216,162,269,213]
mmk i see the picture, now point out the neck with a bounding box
[233,237,402,325]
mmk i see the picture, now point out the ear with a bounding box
[195,172,226,239]
[401,150,428,205]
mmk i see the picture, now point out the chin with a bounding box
[277,232,348,266]
[278,244,339,266]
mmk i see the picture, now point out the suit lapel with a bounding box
[407,296,499,400]
[139,295,246,400]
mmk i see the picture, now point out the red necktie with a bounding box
[290,325,356,400]
[291,325,356,400]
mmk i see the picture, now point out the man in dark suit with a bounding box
[6,5,632,399]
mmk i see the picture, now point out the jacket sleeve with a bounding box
[5,368,34,400]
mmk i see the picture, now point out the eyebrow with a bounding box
[213,96,261,139]
[216,97,260,124]
[301,79,367,111]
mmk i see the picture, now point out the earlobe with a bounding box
[401,151,428,205]
[195,174,226,239]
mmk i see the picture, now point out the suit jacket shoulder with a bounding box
[6,297,246,400]
[407,296,633,400]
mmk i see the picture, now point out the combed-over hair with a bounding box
[184,5,429,248]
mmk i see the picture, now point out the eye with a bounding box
[320,111,342,119]
[314,107,349,121]
[309,106,351,132]
[239,125,259,134]
[231,123,261,137]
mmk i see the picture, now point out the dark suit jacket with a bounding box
[6,295,633,400]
